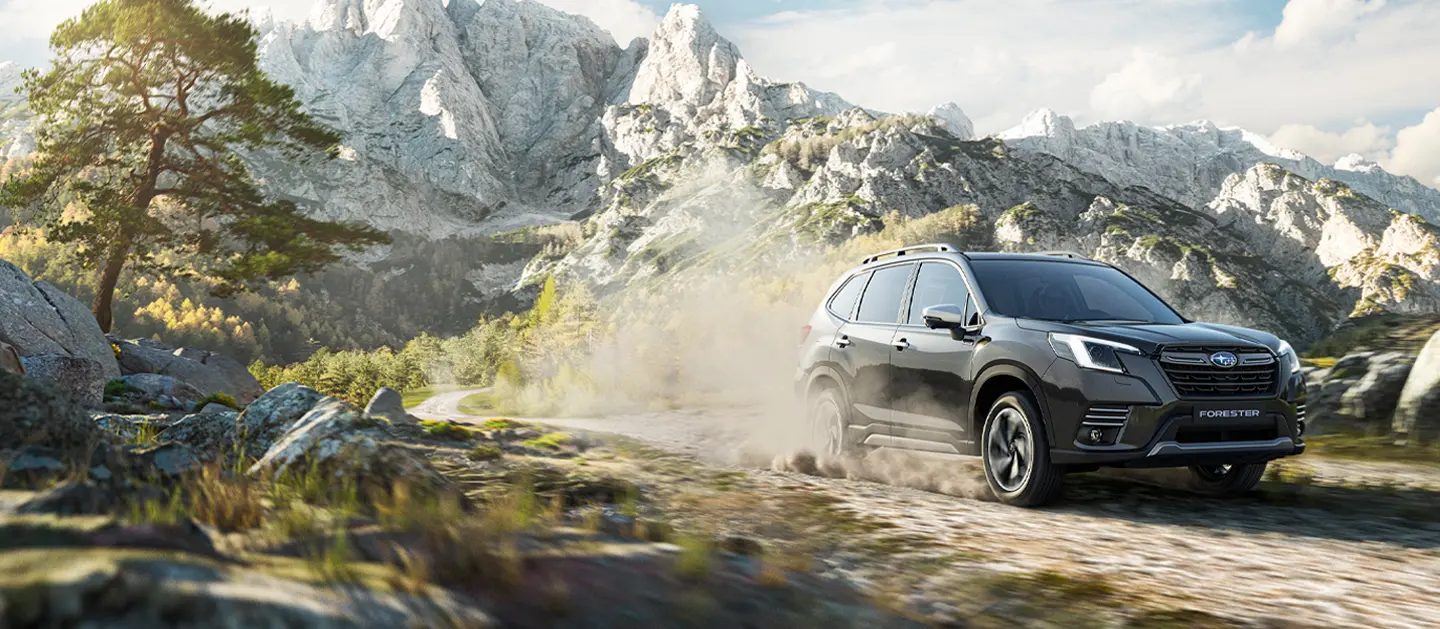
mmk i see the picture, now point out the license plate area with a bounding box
[1194,406,1265,423]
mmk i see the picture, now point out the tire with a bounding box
[1187,463,1266,496]
[806,387,850,457]
[981,391,1064,507]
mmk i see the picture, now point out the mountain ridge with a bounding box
[2,0,1440,349]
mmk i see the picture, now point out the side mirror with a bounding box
[922,304,965,330]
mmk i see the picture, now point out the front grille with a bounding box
[1159,345,1278,398]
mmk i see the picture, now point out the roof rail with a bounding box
[861,243,962,265]
[1036,251,1092,260]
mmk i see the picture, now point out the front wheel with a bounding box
[1187,463,1266,496]
[981,392,1064,507]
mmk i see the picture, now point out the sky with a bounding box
[1,0,1437,185]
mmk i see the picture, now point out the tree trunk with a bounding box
[92,239,130,334]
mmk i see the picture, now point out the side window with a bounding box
[906,263,970,326]
[1074,274,1151,321]
[827,272,869,319]
[856,264,913,324]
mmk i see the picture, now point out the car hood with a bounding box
[1013,319,1282,355]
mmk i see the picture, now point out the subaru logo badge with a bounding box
[1210,352,1239,369]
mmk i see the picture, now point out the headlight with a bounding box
[1277,340,1301,374]
[1049,333,1142,374]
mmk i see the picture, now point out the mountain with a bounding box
[999,109,1440,224]
[251,0,852,236]
[3,0,1440,351]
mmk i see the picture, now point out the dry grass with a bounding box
[187,465,267,531]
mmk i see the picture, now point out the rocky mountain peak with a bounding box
[625,4,741,110]
[308,0,450,41]
[998,108,1076,140]
[927,102,974,140]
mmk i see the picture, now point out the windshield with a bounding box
[968,259,1184,324]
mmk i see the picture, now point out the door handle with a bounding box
[835,335,852,349]
[893,338,911,351]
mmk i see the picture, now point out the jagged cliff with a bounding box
[999,110,1440,224]
[2,0,1438,348]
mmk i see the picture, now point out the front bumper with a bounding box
[1042,353,1306,468]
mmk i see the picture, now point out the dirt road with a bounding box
[415,391,1440,629]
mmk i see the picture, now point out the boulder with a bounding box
[249,396,453,500]
[109,336,264,404]
[1339,353,1414,428]
[364,386,417,426]
[0,260,120,379]
[112,442,202,479]
[1394,330,1440,444]
[117,373,206,406]
[156,406,239,463]
[248,397,373,477]
[21,354,107,408]
[0,370,100,462]
[235,382,326,456]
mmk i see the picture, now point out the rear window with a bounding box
[856,264,913,324]
[827,271,869,319]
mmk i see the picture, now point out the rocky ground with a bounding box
[417,392,1440,629]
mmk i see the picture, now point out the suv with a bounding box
[795,245,1307,507]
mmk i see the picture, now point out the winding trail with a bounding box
[414,390,1440,629]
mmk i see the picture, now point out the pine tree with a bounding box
[0,0,388,331]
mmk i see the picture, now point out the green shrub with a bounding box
[468,444,503,461]
[104,379,139,399]
[424,422,475,442]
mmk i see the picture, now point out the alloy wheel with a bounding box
[987,407,1034,492]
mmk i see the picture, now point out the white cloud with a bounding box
[1273,0,1386,49]
[1268,121,1394,164]
[721,0,1440,178]
[1388,107,1440,185]
[535,0,659,46]
[1090,49,1202,121]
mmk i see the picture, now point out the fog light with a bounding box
[1088,428,1105,444]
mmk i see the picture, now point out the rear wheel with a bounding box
[981,392,1064,507]
[1187,462,1266,495]
[806,387,848,456]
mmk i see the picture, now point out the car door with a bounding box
[888,261,980,455]
[835,263,916,442]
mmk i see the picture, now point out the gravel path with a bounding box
[415,390,1440,628]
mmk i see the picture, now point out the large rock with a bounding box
[156,405,240,463]
[117,373,206,407]
[110,336,263,404]
[1339,353,1414,428]
[20,354,107,409]
[364,387,417,426]
[234,382,326,456]
[249,396,453,500]
[1394,331,1440,444]
[0,260,120,379]
[0,371,100,478]
[248,397,372,478]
